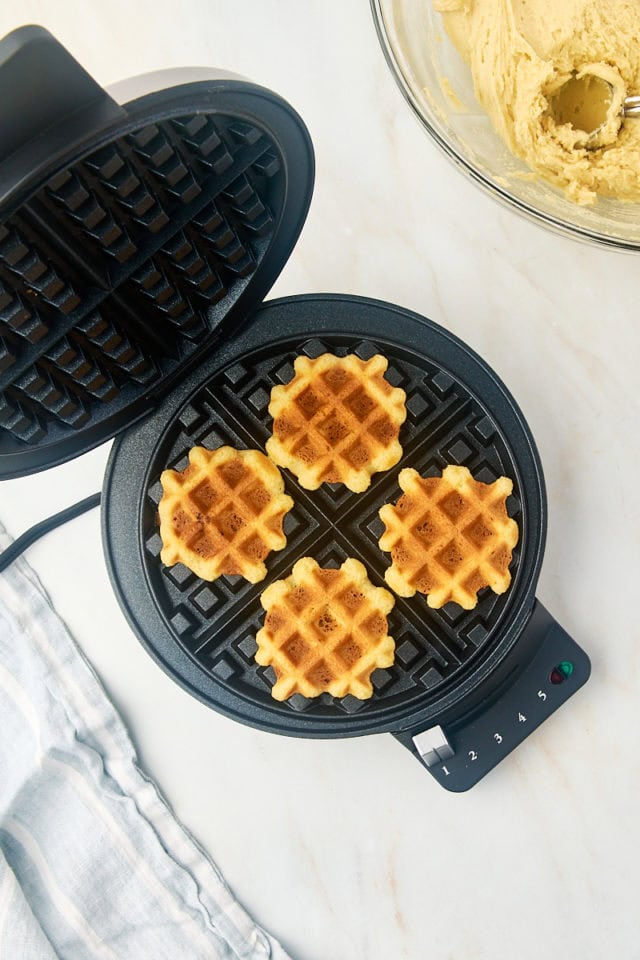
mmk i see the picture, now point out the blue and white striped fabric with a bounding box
[0,522,292,960]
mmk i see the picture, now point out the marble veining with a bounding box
[0,2,638,959]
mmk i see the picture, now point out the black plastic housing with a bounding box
[394,601,591,790]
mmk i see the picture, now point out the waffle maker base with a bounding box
[103,295,590,791]
[0,28,588,790]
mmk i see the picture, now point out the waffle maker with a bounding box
[0,26,590,791]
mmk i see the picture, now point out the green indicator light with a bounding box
[558,660,574,678]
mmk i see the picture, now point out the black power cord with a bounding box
[0,493,101,573]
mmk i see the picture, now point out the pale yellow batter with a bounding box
[434,0,640,204]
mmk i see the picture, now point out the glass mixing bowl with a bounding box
[371,0,640,250]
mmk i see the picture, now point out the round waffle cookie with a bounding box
[379,465,519,609]
[256,557,396,700]
[158,446,294,583]
[266,353,407,492]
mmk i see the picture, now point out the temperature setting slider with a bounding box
[412,725,454,768]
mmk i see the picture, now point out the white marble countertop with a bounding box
[0,3,638,959]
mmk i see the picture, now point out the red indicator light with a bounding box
[550,668,564,685]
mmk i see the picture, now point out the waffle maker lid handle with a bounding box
[0,26,315,479]
[0,26,126,207]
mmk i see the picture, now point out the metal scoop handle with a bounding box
[624,95,640,117]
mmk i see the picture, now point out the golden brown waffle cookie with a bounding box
[265,353,406,493]
[158,446,293,583]
[378,465,519,609]
[256,557,396,700]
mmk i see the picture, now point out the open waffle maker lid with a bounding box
[0,25,314,479]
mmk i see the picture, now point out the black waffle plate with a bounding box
[103,296,546,737]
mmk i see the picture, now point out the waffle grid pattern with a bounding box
[158,446,293,584]
[0,112,281,448]
[142,336,523,718]
[256,557,395,700]
[266,353,406,492]
[379,466,519,608]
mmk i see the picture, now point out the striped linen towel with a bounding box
[0,521,292,960]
